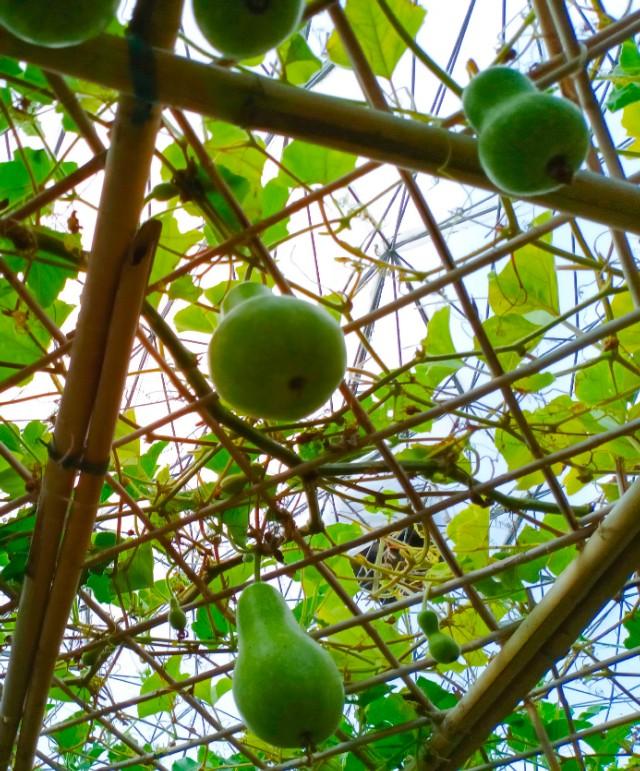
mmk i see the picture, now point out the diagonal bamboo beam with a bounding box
[405,476,640,769]
[0,2,184,766]
[0,30,640,234]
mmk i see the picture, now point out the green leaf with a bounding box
[26,260,75,308]
[479,313,542,372]
[611,291,640,352]
[280,33,322,85]
[327,0,426,80]
[416,677,458,709]
[51,712,90,752]
[447,504,489,569]
[149,212,201,288]
[168,276,202,303]
[173,304,217,334]
[204,121,266,189]
[138,655,188,718]
[607,82,640,112]
[417,306,461,390]
[222,504,249,548]
[192,604,229,643]
[488,241,559,322]
[86,572,115,604]
[365,692,417,727]
[618,39,640,74]
[259,179,290,246]
[110,541,154,595]
[280,140,357,187]
[172,760,199,771]
[575,357,640,419]
[211,676,233,704]
[495,429,546,490]
[623,611,640,648]
[0,148,53,205]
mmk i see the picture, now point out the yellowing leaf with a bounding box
[488,242,559,322]
[622,100,640,151]
[447,505,489,568]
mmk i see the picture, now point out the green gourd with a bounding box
[208,284,347,422]
[462,66,589,196]
[417,609,439,637]
[233,582,345,748]
[168,598,187,633]
[193,0,304,61]
[428,631,461,664]
[0,0,118,47]
[220,472,250,497]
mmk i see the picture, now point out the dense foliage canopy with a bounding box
[0,0,639,769]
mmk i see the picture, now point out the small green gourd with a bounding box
[417,609,439,637]
[232,582,345,748]
[428,631,461,664]
[149,182,179,202]
[219,472,249,497]
[462,66,589,196]
[168,598,187,633]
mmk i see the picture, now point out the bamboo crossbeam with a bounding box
[0,30,640,234]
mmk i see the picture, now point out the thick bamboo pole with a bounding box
[0,2,183,766]
[0,30,640,233]
[407,477,640,769]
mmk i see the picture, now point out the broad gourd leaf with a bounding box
[417,306,461,390]
[173,304,217,334]
[280,34,322,85]
[495,429,546,490]
[488,241,559,322]
[0,298,72,386]
[607,40,640,111]
[327,0,426,80]
[26,259,76,308]
[621,100,640,152]
[110,541,154,595]
[575,356,640,420]
[148,212,201,289]
[611,291,640,352]
[623,611,640,649]
[447,504,489,569]
[204,121,266,188]
[479,313,541,372]
[0,148,53,205]
[138,655,188,718]
[168,276,202,303]
[50,712,90,753]
[280,140,357,187]
[259,179,290,246]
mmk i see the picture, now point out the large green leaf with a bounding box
[488,242,559,322]
[417,306,461,390]
[327,0,426,79]
[280,140,357,187]
[138,655,189,718]
[110,541,154,595]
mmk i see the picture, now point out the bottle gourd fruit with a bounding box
[233,582,345,748]
[208,283,347,422]
[417,606,461,664]
[0,0,118,47]
[427,631,461,664]
[193,0,304,60]
[417,608,439,637]
[462,66,589,196]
